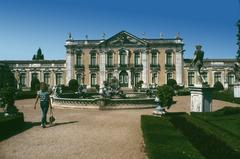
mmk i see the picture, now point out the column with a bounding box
[176,50,184,86]
[142,49,148,88]
[66,49,74,84]
[127,70,131,88]
[99,51,106,88]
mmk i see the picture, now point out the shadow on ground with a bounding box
[0,121,78,142]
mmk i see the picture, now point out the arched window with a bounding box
[91,73,97,86]
[107,73,113,83]
[119,71,128,87]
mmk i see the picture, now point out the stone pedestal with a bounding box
[234,82,240,98]
[190,86,213,112]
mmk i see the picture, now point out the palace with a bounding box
[0,31,237,90]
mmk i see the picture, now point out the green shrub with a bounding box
[141,115,204,159]
[213,81,224,91]
[68,79,79,92]
[157,85,174,108]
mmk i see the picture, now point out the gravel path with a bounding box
[0,96,239,159]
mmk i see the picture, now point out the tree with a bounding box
[68,79,79,92]
[167,79,177,89]
[214,81,224,91]
[0,63,18,114]
[33,48,44,60]
[31,77,40,91]
[236,20,240,63]
[157,85,174,109]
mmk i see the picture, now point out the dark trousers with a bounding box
[40,102,49,125]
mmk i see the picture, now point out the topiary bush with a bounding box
[157,84,174,108]
[68,79,79,92]
[213,81,224,91]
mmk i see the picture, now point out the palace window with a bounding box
[202,72,208,84]
[119,71,128,87]
[32,73,38,80]
[167,72,173,81]
[76,54,82,66]
[107,73,113,83]
[166,52,172,65]
[120,50,126,65]
[214,72,222,83]
[152,73,157,84]
[20,73,26,87]
[188,72,195,86]
[135,73,140,85]
[228,73,235,85]
[90,52,97,66]
[91,73,97,86]
[56,73,63,85]
[151,52,157,65]
[44,73,50,85]
[77,74,83,85]
[107,53,113,66]
[135,52,141,65]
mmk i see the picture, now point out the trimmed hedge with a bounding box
[212,90,240,104]
[15,91,37,100]
[0,112,24,139]
[141,115,204,159]
[169,114,240,159]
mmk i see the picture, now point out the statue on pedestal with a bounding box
[234,63,240,82]
[191,45,206,85]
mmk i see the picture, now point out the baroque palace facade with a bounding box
[0,31,237,89]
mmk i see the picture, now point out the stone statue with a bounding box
[191,45,205,84]
[234,63,240,82]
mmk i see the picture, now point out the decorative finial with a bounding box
[142,32,146,38]
[68,32,72,40]
[176,32,180,39]
[85,34,88,40]
[160,32,164,38]
[102,32,106,39]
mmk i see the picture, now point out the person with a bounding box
[34,82,52,128]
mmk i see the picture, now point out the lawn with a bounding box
[141,107,240,159]
[141,115,204,159]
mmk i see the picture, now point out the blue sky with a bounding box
[0,0,239,60]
